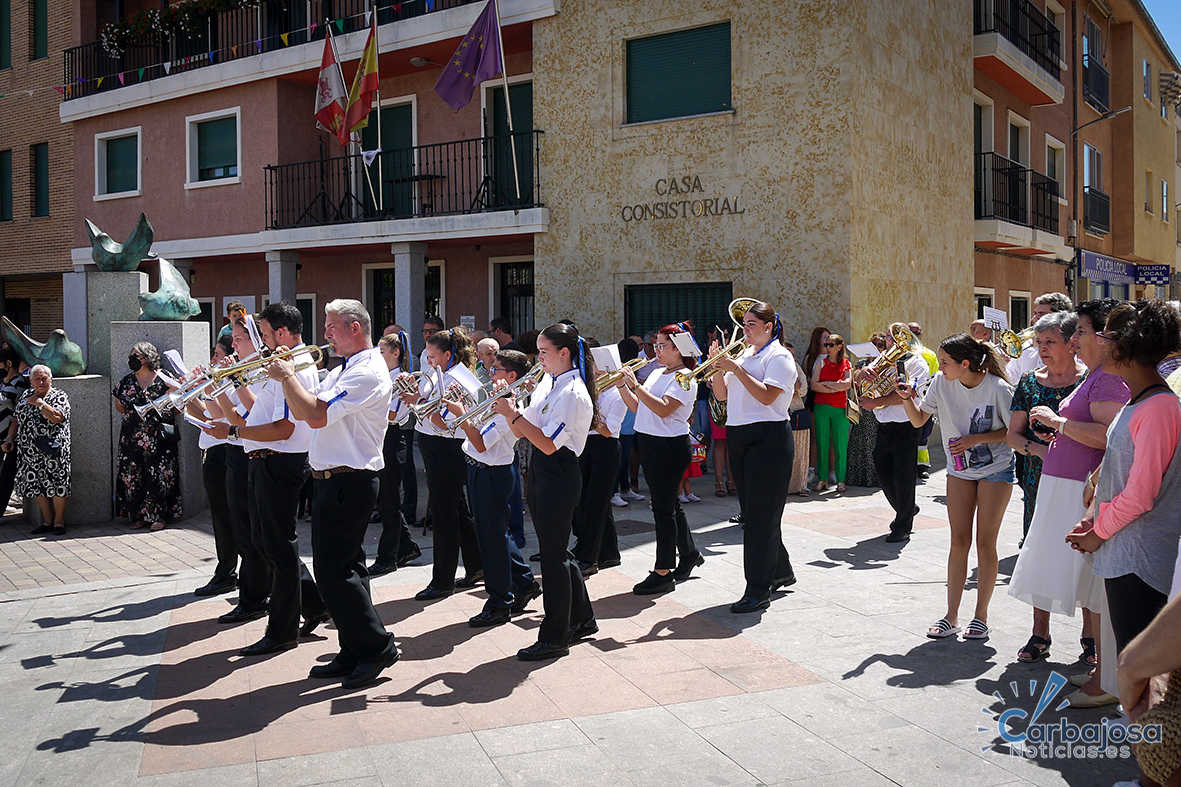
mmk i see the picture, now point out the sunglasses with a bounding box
[823,341,843,347]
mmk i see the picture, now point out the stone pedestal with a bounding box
[110,321,211,519]
[36,375,113,525]
[86,271,148,375]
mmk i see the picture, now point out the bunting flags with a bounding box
[280,32,289,46]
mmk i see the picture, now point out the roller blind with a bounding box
[105,135,137,194]
[626,22,731,124]
[197,116,237,180]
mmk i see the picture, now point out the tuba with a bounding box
[993,326,1036,359]
[673,297,758,390]
[854,324,915,398]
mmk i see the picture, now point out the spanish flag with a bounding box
[343,13,380,140]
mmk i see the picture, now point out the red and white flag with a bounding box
[314,32,348,145]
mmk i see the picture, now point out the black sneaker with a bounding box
[633,571,675,595]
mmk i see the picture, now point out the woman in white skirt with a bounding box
[1008,298,1129,706]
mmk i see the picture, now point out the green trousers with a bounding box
[814,403,850,483]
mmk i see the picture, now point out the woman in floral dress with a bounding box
[112,342,181,531]
[4,364,71,535]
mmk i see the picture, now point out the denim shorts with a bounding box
[978,458,1016,484]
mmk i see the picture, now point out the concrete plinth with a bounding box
[87,271,147,376]
[30,375,113,525]
[110,321,211,520]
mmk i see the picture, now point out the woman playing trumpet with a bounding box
[708,302,799,613]
[618,322,704,595]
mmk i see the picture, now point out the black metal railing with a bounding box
[973,0,1061,80]
[1030,171,1059,233]
[264,130,544,230]
[1083,185,1111,235]
[976,152,1028,225]
[1083,53,1110,113]
[65,0,479,100]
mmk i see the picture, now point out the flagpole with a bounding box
[372,2,384,214]
[330,19,379,214]
[490,0,521,203]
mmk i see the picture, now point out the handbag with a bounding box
[160,420,180,445]
[32,434,62,458]
[845,387,861,425]
[689,433,707,464]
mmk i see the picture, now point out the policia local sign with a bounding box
[620,175,746,222]
[1078,250,1172,286]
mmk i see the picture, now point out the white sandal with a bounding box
[926,618,960,639]
[963,618,990,640]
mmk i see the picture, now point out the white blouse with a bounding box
[634,367,696,438]
[523,368,594,456]
[723,341,797,426]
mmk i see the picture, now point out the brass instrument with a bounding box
[393,370,431,398]
[994,326,1036,359]
[210,344,328,385]
[708,391,727,427]
[133,364,215,418]
[448,363,545,434]
[593,357,647,395]
[413,380,477,422]
[854,324,916,398]
[673,296,759,390]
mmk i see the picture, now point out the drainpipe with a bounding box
[1069,0,1079,300]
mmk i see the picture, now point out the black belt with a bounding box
[247,449,277,459]
[311,466,362,479]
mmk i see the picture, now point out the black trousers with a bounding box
[248,452,325,641]
[467,461,534,609]
[202,444,237,581]
[312,470,393,664]
[573,435,621,566]
[396,428,418,525]
[374,428,419,566]
[729,421,794,598]
[225,445,269,610]
[528,446,593,644]
[873,421,921,535]
[636,433,697,570]
[0,440,18,511]
[418,434,481,587]
[1105,572,1169,654]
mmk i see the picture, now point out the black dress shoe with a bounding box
[885,530,911,543]
[570,618,598,640]
[455,570,484,589]
[218,605,267,624]
[342,640,400,690]
[239,636,297,656]
[510,583,541,614]
[367,562,397,577]
[728,513,744,524]
[578,560,598,577]
[396,544,422,567]
[730,595,770,614]
[672,552,704,580]
[772,572,797,591]
[518,640,569,661]
[300,612,331,637]
[598,558,622,569]
[469,607,511,628]
[309,653,355,679]
[633,571,675,595]
[194,573,238,597]
[415,584,453,601]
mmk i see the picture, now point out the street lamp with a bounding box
[1069,105,1131,138]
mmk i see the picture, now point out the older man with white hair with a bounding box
[475,337,500,385]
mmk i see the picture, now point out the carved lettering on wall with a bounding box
[619,175,746,222]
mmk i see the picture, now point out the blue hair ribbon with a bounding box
[399,331,412,372]
[577,336,588,383]
[447,335,456,370]
[773,314,782,340]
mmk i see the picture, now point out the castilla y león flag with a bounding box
[314,33,348,146]
[343,14,380,140]
[434,0,503,112]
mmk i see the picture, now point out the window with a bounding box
[1010,294,1030,331]
[974,289,994,318]
[1163,179,1170,221]
[626,281,733,349]
[1163,99,1169,120]
[1045,136,1064,185]
[1084,144,1102,189]
[0,0,10,70]
[625,22,731,124]
[94,127,140,198]
[29,142,47,217]
[1146,170,1154,213]
[1007,113,1029,165]
[29,0,45,60]
[0,149,10,221]
[1144,59,1152,101]
[186,108,240,187]
[1084,17,1103,62]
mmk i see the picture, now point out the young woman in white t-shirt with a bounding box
[898,333,1014,641]
[618,322,703,595]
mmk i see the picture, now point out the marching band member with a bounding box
[709,302,798,613]
[572,340,627,576]
[267,299,398,689]
[205,303,328,656]
[368,331,422,576]
[447,349,540,627]
[618,322,704,595]
[492,323,597,660]
[404,326,484,600]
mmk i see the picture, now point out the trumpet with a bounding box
[449,363,545,434]
[210,344,328,385]
[413,381,477,422]
[133,364,214,418]
[593,357,647,394]
[994,326,1035,359]
[854,324,915,397]
[393,370,431,398]
[673,296,760,391]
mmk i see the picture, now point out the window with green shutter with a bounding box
[626,22,731,124]
[104,135,138,194]
[0,0,11,70]
[0,150,11,221]
[196,116,238,181]
[30,0,45,60]
[30,142,47,217]
[625,282,734,350]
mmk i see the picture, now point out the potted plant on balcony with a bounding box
[99,0,262,58]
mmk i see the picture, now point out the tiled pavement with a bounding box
[0,466,1141,786]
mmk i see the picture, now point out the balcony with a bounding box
[975,152,1066,256]
[65,0,479,101]
[264,131,544,231]
[1083,54,1110,113]
[973,0,1064,105]
[1083,186,1111,235]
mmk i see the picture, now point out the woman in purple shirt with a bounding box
[1007,298,1128,707]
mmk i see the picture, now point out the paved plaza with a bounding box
[0,463,1137,786]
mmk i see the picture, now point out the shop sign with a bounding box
[1078,251,1135,285]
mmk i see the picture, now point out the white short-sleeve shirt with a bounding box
[724,341,797,426]
[414,363,483,438]
[875,353,933,423]
[462,412,517,466]
[523,368,593,456]
[634,367,696,437]
[592,385,628,438]
[310,347,392,471]
[242,344,318,454]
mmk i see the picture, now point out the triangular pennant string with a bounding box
[280,32,289,46]
[163,61,171,74]
[118,72,125,85]
[335,18,344,33]
[96,76,103,88]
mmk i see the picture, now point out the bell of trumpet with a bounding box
[210,344,328,385]
[134,390,175,419]
[593,357,647,395]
